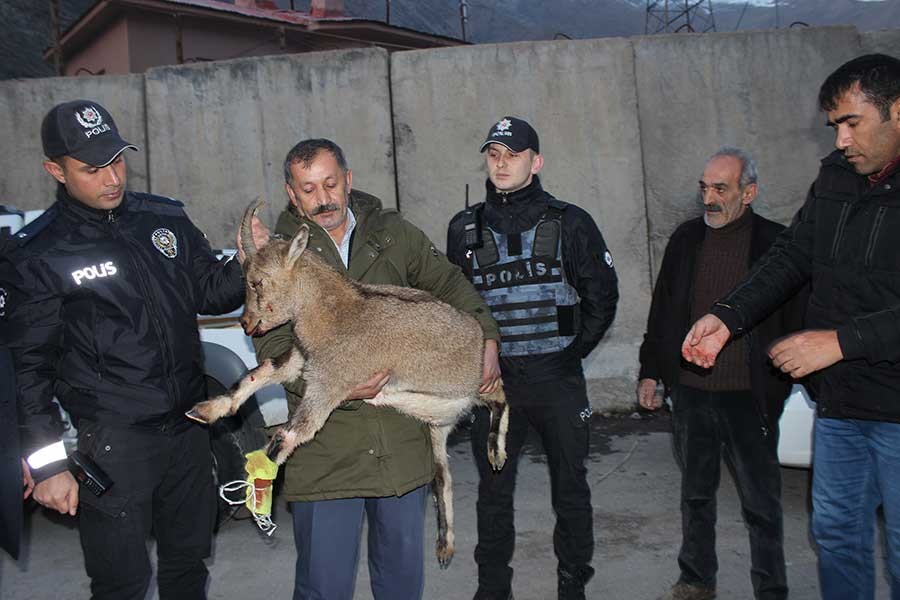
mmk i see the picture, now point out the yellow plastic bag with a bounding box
[219,449,280,536]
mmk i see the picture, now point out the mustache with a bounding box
[311,203,340,216]
[704,204,723,213]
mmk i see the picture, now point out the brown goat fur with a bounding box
[187,200,509,567]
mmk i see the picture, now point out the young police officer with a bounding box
[447,117,619,600]
[0,100,244,599]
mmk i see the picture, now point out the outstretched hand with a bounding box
[681,314,732,369]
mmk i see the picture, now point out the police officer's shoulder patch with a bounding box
[12,206,58,246]
[604,250,613,267]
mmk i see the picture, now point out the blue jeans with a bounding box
[290,485,428,600]
[812,417,900,600]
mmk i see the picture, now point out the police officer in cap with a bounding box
[447,116,619,600]
[0,100,245,599]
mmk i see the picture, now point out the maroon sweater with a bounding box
[680,208,753,391]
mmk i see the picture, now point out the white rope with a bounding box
[219,479,278,537]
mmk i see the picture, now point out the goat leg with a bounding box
[263,379,345,465]
[186,346,305,424]
[430,424,455,568]
[483,386,509,471]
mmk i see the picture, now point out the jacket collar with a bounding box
[485,174,545,207]
[57,184,130,223]
[273,190,388,278]
[483,175,549,234]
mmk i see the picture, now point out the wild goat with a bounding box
[186,199,509,567]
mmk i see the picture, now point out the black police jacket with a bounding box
[0,187,244,480]
[639,212,806,431]
[713,150,900,423]
[0,347,23,559]
[447,176,619,381]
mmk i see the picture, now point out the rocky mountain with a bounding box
[1,0,94,80]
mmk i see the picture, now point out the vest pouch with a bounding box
[533,219,560,259]
[474,229,500,267]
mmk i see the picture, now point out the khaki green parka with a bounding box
[252,190,500,501]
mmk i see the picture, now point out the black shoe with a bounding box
[472,588,513,600]
[558,567,593,600]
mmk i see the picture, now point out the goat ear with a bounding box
[287,224,310,266]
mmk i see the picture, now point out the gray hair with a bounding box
[710,146,758,189]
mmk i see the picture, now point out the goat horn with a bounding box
[240,197,265,258]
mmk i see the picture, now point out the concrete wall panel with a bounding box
[145,48,395,247]
[861,29,900,57]
[635,27,859,280]
[0,74,146,211]
[392,39,649,409]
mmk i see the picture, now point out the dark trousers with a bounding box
[671,384,787,600]
[471,375,594,592]
[76,422,214,600]
[290,485,428,600]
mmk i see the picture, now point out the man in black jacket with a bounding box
[684,55,900,599]
[639,148,802,600]
[447,116,619,600]
[0,100,244,599]
[0,345,33,560]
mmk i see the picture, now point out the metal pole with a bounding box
[174,13,183,64]
[50,0,62,75]
[386,0,391,24]
[460,0,469,42]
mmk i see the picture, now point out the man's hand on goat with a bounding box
[479,339,501,395]
[347,369,392,400]
[32,471,79,516]
[236,215,271,263]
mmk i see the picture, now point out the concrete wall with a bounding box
[144,48,395,245]
[0,74,147,205]
[635,26,858,278]
[391,38,647,409]
[862,29,900,57]
[1,27,897,409]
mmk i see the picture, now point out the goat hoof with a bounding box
[487,448,507,471]
[184,408,209,424]
[436,543,454,569]
[265,436,283,462]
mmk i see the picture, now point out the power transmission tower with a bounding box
[645,0,717,34]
